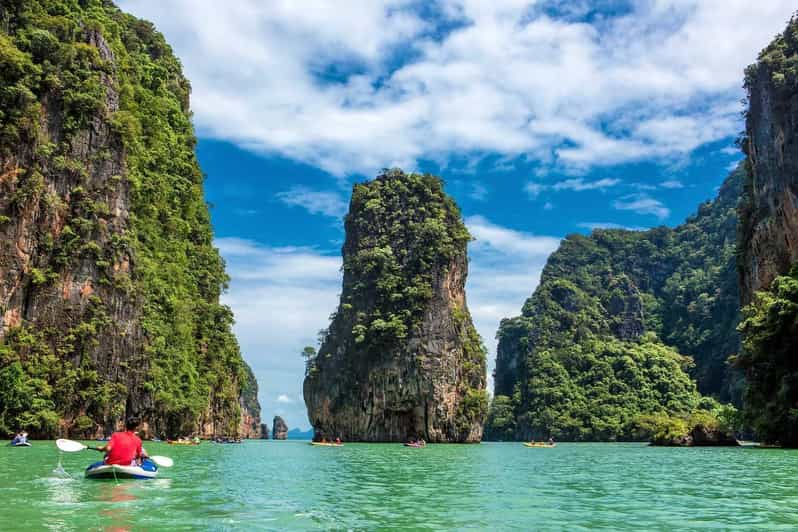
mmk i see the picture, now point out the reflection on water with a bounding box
[98,483,136,532]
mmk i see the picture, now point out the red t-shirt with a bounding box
[105,431,143,465]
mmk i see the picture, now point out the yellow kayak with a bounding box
[310,442,343,447]
[523,442,556,448]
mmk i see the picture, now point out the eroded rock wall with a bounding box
[739,17,798,304]
[303,170,487,442]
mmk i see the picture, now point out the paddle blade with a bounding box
[150,455,173,468]
[56,439,87,452]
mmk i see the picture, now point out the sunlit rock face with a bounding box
[303,169,487,443]
[739,18,798,304]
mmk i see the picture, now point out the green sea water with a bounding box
[1,441,798,530]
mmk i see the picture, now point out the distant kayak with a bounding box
[167,440,199,445]
[523,442,556,448]
[8,442,31,447]
[85,459,158,480]
[310,442,343,447]
[403,443,425,448]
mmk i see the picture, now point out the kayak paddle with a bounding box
[55,439,174,467]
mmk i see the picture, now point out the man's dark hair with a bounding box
[125,416,141,431]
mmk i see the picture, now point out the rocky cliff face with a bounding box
[0,1,258,438]
[734,16,798,446]
[272,416,287,440]
[238,366,262,439]
[739,15,798,304]
[303,169,487,443]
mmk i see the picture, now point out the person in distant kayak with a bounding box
[548,437,554,445]
[96,416,149,466]
[10,432,22,445]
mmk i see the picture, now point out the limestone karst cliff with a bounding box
[0,1,259,438]
[738,14,798,305]
[735,15,798,445]
[303,169,487,443]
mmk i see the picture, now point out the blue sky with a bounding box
[119,0,795,430]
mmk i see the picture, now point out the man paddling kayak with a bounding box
[96,417,149,466]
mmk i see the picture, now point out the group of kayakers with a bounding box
[212,436,242,444]
[406,437,426,447]
[528,437,556,446]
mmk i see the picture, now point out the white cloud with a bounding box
[464,216,562,393]
[276,394,294,404]
[659,179,684,189]
[276,186,348,218]
[216,237,342,430]
[525,182,545,199]
[551,177,621,191]
[118,0,796,176]
[577,222,647,231]
[466,215,562,259]
[468,182,488,201]
[613,194,671,220]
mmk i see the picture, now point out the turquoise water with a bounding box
[1,441,798,530]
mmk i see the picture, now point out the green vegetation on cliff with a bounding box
[736,266,798,444]
[340,169,471,347]
[0,1,253,437]
[487,169,743,441]
[305,169,486,442]
[320,169,485,405]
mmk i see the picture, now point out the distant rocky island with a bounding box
[272,416,288,440]
[304,169,487,443]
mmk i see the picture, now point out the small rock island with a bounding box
[303,169,487,442]
[272,416,288,440]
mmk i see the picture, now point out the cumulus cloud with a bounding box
[551,177,621,191]
[466,215,562,259]
[468,182,489,201]
[659,179,684,189]
[525,182,545,199]
[216,238,342,430]
[276,186,348,218]
[577,222,647,231]
[465,216,561,391]
[276,394,295,404]
[118,0,796,176]
[613,194,671,220]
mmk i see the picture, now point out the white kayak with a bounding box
[85,459,158,480]
[9,442,31,447]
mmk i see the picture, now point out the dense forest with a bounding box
[304,169,487,442]
[0,0,257,438]
[486,168,743,441]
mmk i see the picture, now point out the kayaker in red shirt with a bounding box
[97,417,149,466]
